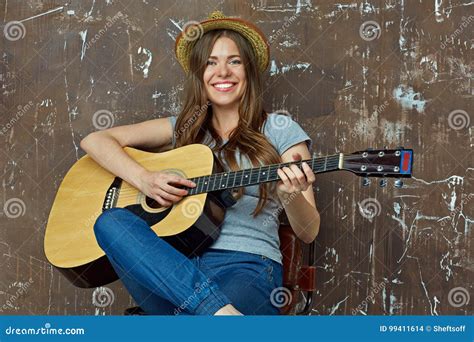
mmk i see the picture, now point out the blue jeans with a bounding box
[93,207,283,315]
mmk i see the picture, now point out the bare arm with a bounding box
[277,142,320,244]
[80,117,195,207]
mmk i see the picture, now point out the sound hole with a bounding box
[145,196,161,209]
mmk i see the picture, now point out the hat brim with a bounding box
[175,17,270,74]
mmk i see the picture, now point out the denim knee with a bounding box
[93,207,136,248]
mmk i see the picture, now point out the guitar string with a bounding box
[115,153,403,197]
[190,159,341,195]
[115,158,341,198]
[115,157,339,189]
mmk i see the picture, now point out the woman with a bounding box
[80,11,320,315]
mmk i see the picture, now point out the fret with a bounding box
[324,156,327,172]
[199,176,204,193]
[215,173,222,191]
[269,165,278,182]
[231,170,237,189]
[212,173,219,191]
[243,169,250,186]
[210,175,216,192]
[204,175,211,192]
[196,177,202,194]
[221,172,229,189]
[256,166,262,184]
[262,166,270,182]
[189,179,196,195]
[216,173,222,191]
[212,173,222,191]
[239,170,244,186]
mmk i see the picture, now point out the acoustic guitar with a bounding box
[44,144,413,287]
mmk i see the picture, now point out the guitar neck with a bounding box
[187,153,343,195]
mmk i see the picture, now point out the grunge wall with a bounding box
[1,0,472,315]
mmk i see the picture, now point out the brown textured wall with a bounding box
[1,0,472,315]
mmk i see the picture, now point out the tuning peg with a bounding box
[394,179,404,188]
[379,179,387,187]
[361,177,371,187]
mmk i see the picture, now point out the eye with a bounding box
[206,60,216,66]
[230,59,241,65]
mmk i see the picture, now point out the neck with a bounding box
[186,153,343,195]
[211,103,239,139]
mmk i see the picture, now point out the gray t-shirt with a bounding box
[168,113,313,264]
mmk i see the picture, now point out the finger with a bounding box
[282,166,297,184]
[277,168,292,189]
[302,162,315,183]
[278,169,293,192]
[289,164,306,184]
[283,166,302,192]
[168,175,196,188]
[157,188,182,203]
[162,183,189,196]
[154,195,172,207]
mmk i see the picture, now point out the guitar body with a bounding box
[44,144,230,288]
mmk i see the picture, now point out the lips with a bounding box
[212,82,237,92]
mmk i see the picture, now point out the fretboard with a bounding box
[187,154,342,195]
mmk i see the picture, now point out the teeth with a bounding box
[214,83,234,89]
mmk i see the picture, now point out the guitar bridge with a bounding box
[102,177,123,211]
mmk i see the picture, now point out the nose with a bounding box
[216,61,231,77]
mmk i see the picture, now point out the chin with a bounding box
[209,99,239,107]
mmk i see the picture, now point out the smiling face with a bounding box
[203,36,247,109]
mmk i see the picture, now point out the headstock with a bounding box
[342,147,413,188]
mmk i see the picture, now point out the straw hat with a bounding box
[175,10,270,74]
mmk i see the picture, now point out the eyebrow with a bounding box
[208,55,241,59]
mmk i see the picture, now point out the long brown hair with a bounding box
[174,29,281,217]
